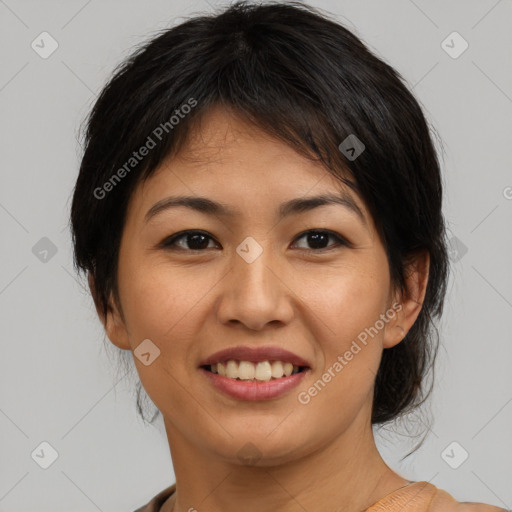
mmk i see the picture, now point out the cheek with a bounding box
[118,258,202,341]
[303,266,389,399]
[117,261,203,410]
[298,280,386,427]
[306,265,389,338]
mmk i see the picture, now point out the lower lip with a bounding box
[199,367,310,401]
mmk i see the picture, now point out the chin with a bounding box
[205,429,315,467]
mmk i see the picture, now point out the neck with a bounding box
[160,409,409,512]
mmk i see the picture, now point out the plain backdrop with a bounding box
[0,0,511,510]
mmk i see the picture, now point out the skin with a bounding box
[93,105,430,512]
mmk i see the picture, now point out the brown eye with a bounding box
[292,230,347,252]
[160,229,347,253]
[161,231,218,251]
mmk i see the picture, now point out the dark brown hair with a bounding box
[70,0,449,455]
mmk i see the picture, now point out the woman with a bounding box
[70,1,506,510]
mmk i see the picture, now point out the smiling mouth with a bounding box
[201,360,309,382]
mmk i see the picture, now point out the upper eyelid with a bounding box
[161,229,348,250]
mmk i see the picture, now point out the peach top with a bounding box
[133,481,507,511]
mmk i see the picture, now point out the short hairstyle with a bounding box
[70,0,449,446]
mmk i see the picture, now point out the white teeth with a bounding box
[255,361,272,382]
[238,361,255,380]
[208,360,302,381]
[283,362,293,377]
[226,360,238,379]
[271,361,284,378]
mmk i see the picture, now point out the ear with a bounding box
[383,250,430,349]
[88,273,131,350]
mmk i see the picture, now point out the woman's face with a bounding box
[104,105,410,465]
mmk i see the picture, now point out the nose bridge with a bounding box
[216,235,293,329]
[234,235,279,304]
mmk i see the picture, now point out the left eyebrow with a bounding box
[144,192,367,227]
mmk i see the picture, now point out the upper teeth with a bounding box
[210,360,301,381]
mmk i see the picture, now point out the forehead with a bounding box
[130,105,372,229]
[153,106,353,192]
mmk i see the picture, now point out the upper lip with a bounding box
[199,345,311,368]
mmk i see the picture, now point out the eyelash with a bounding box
[160,229,349,254]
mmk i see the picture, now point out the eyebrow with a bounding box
[144,192,366,226]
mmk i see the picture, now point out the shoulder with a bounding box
[428,485,507,512]
[133,483,176,512]
[365,481,507,512]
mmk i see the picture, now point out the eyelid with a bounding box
[159,230,217,251]
[292,229,350,251]
[159,229,350,252]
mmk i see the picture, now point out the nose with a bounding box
[215,244,295,331]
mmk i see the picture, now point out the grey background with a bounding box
[1,0,511,510]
